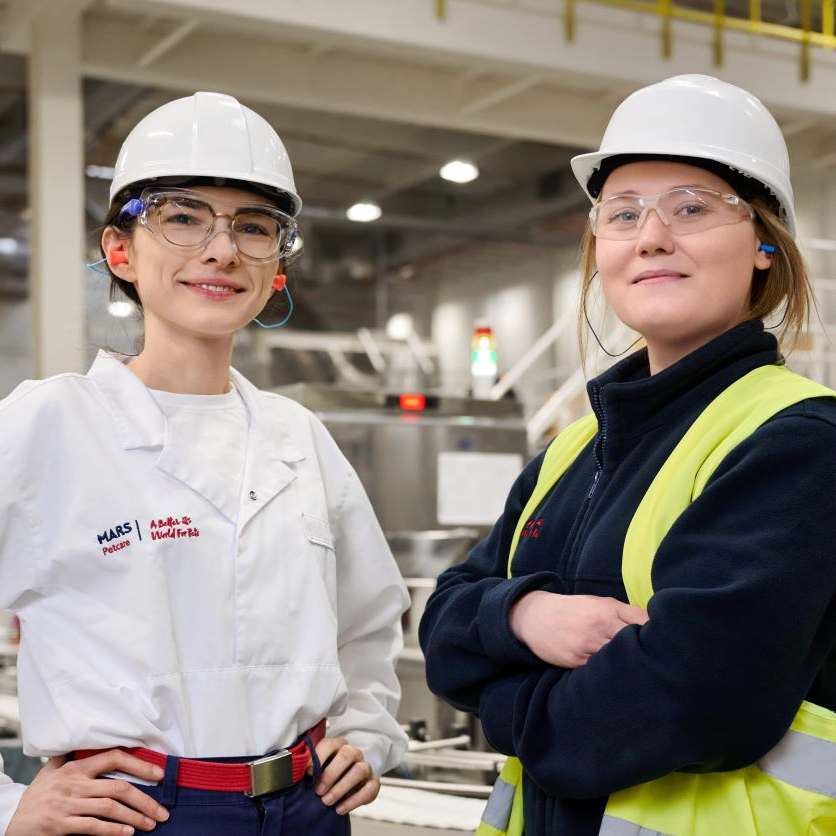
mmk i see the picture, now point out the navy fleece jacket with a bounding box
[419,321,836,836]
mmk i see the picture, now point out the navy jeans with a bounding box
[98,745,351,835]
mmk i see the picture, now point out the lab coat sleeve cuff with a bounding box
[0,781,27,836]
[477,572,564,667]
[341,726,408,777]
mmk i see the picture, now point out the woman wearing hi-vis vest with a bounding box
[419,74,836,836]
[0,93,409,835]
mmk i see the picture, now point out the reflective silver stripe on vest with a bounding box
[480,775,516,831]
[599,815,676,836]
[758,728,836,798]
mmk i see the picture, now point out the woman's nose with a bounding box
[200,224,240,266]
[635,208,674,255]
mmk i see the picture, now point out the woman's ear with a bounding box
[101,228,136,282]
[754,241,774,271]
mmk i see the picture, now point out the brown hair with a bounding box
[576,198,813,365]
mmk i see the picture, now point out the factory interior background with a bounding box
[1,0,836,833]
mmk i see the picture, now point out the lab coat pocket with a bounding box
[301,513,338,621]
[302,513,334,549]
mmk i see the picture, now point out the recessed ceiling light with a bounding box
[440,160,479,184]
[86,165,116,180]
[346,202,382,222]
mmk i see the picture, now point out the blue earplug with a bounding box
[758,244,776,253]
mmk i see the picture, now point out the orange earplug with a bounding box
[108,251,129,267]
[272,274,287,292]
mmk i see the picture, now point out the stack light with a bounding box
[471,326,498,378]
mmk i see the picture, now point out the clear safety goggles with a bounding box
[119,188,300,262]
[589,187,755,240]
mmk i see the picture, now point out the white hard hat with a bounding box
[570,75,795,234]
[110,92,302,217]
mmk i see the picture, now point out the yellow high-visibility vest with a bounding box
[476,365,836,836]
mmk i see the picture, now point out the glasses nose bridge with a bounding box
[636,194,671,233]
[208,209,235,233]
[202,212,240,259]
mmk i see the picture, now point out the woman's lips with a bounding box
[180,280,244,299]
[632,270,687,285]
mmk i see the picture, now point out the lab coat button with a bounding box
[248,490,258,501]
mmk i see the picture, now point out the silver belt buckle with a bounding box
[245,750,293,797]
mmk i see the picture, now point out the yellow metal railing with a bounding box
[434,0,836,80]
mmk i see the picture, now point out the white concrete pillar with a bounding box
[28,7,85,377]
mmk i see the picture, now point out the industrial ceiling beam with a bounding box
[82,19,611,148]
[100,0,836,120]
[135,18,199,69]
[461,75,542,117]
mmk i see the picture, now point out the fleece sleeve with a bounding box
[419,449,570,715]
[477,406,836,799]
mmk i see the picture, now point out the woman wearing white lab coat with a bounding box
[0,92,409,836]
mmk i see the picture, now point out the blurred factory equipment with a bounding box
[245,324,528,818]
[0,612,20,736]
[275,385,526,537]
[0,611,40,786]
[239,325,437,394]
[275,382,527,784]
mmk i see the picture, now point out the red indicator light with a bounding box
[399,393,426,411]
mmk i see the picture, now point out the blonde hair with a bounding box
[576,198,814,365]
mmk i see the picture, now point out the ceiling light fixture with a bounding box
[440,160,479,184]
[86,165,116,180]
[346,202,382,222]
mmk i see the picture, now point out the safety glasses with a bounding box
[590,187,755,240]
[119,188,300,262]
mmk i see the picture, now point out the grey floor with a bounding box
[353,820,473,836]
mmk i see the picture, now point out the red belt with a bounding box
[75,720,325,797]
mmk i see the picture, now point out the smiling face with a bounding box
[101,186,281,348]
[594,161,773,372]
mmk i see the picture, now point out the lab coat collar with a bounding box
[88,350,166,450]
[88,350,306,464]
[229,365,307,464]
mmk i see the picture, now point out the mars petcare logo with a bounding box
[97,520,139,556]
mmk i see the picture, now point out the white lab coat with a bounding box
[0,351,409,831]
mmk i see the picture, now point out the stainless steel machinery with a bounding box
[277,385,528,534]
[275,384,529,750]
